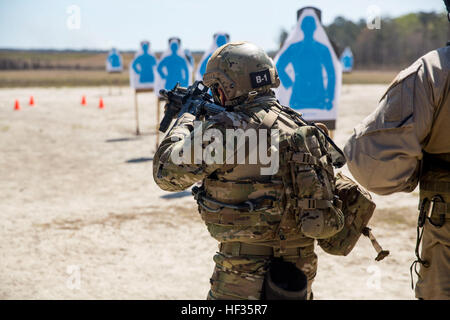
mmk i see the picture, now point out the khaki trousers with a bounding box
[415,220,450,299]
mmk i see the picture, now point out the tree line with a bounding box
[324,11,449,69]
[276,11,449,70]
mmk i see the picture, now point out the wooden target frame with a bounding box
[133,88,164,148]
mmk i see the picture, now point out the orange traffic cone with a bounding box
[99,97,104,109]
[81,95,86,106]
[29,96,35,106]
[14,100,20,111]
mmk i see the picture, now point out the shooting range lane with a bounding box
[0,86,215,299]
[0,85,418,299]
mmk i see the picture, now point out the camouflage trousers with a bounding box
[207,242,317,300]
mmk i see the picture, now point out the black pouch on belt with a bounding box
[262,258,307,300]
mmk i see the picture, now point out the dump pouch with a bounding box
[318,173,376,256]
[263,258,307,300]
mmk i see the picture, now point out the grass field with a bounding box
[0,49,399,87]
[0,69,398,87]
[342,70,397,84]
[0,70,129,87]
[0,51,137,70]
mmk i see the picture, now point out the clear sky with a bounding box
[0,0,446,52]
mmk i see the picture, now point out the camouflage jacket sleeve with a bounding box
[153,112,249,192]
[343,48,449,195]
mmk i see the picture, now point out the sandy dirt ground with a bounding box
[0,84,420,299]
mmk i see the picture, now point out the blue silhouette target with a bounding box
[274,8,341,123]
[106,48,123,73]
[195,33,229,81]
[129,41,158,90]
[155,38,192,95]
[340,47,354,73]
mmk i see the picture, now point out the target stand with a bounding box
[107,71,123,96]
[133,88,164,148]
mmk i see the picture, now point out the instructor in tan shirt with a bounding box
[343,1,450,299]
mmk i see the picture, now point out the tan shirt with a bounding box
[344,46,450,195]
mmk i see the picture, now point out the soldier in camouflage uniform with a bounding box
[153,42,344,300]
[344,1,450,299]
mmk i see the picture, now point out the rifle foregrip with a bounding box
[159,113,173,133]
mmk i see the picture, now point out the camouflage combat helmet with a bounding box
[203,42,280,106]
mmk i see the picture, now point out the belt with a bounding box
[192,185,276,213]
[219,242,313,258]
[420,181,450,193]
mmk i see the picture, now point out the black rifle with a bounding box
[159,81,225,133]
